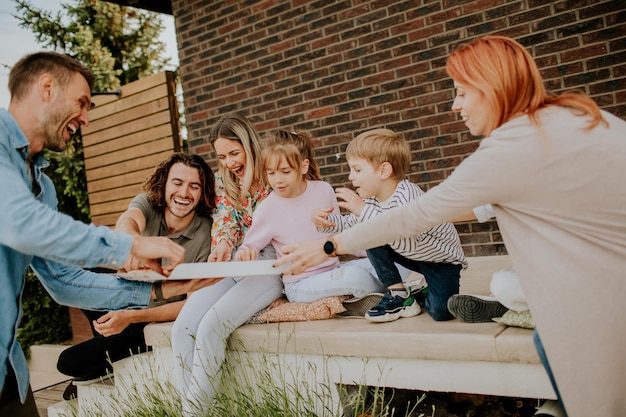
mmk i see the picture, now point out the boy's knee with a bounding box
[429,309,454,321]
[425,302,455,321]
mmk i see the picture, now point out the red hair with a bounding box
[446,36,606,135]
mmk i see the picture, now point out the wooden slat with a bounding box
[86,167,154,194]
[89,85,168,122]
[85,137,174,172]
[91,213,123,227]
[89,72,168,113]
[88,183,144,205]
[83,111,172,147]
[83,124,173,160]
[90,198,139,217]
[85,150,172,183]
[86,96,170,134]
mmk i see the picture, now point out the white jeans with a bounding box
[172,249,283,414]
[283,258,388,303]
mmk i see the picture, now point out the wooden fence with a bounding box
[82,71,181,227]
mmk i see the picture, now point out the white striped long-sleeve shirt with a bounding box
[323,179,467,268]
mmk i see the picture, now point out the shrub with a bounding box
[18,270,72,358]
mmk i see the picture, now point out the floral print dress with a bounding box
[210,173,271,255]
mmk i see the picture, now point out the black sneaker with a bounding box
[365,291,421,323]
[62,381,77,400]
[447,294,509,323]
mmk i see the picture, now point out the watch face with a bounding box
[323,240,335,255]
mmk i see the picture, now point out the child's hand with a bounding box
[311,207,335,228]
[335,187,365,216]
[236,248,258,261]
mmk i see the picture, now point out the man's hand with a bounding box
[155,278,223,300]
[335,187,365,216]
[208,240,232,262]
[236,248,258,261]
[130,235,184,275]
[311,207,334,228]
[121,256,143,273]
[275,238,329,276]
[93,310,134,337]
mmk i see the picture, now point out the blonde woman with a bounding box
[172,113,282,415]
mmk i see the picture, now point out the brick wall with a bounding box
[171,0,626,256]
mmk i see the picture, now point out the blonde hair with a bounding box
[208,112,267,210]
[261,130,321,181]
[446,35,606,136]
[346,128,410,181]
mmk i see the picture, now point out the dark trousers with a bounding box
[0,366,39,417]
[56,310,149,380]
[366,245,462,321]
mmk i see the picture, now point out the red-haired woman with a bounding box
[278,36,626,417]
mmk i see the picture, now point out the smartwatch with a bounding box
[323,236,337,257]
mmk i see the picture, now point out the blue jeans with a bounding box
[366,245,462,321]
[534,330,568,416]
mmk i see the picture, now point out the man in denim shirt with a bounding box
[0,52,213,416]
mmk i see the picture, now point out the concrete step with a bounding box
[54,349,177,416]
[28,344,71,391]
[47,398,77,417]
[76,378,116,416]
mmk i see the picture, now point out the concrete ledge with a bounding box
[144,255,556,400]
[229,317,510,363]
[28,344,71,391]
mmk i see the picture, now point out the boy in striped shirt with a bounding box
[313,128,467,322]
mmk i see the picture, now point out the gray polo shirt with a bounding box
[129,193,212,263]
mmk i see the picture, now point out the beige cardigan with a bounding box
[340,107,626,417]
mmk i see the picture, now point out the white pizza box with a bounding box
[117,259,287,282]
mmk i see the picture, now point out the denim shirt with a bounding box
[0,109,152,401]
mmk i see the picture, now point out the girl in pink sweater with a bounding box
[236,130,385,302]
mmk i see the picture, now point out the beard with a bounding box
[40,97,73,152]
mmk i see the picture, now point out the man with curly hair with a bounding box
[56,152,216,399]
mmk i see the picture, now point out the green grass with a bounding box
[60,345,429,417]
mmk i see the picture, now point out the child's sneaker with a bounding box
[340,292,384,317]
[406,282,428,305]
[365,290,421,322]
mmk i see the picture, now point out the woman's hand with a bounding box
[311,207,334,228]
[276,238,328,275]
[208,240,232,262]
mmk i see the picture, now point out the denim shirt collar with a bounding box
[0,108,49,171]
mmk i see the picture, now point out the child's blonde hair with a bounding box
[346,128,410,181]
[261,130,321,181]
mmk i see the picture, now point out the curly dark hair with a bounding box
[143,153,216,218]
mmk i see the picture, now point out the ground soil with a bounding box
[342,386,544,417]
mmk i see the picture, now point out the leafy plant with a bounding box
[18,271,72,357]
